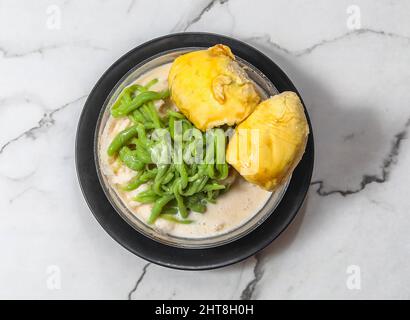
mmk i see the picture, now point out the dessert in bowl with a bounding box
[96,45,309,248]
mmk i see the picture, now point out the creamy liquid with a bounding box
[99,63,272,238]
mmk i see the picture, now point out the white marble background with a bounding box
[1,0,409,299]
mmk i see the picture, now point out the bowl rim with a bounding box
[75,32,315,270]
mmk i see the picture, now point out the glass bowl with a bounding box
[94,48,290,249]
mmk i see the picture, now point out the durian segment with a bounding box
[168,44,260,131]
[226,91,309,191]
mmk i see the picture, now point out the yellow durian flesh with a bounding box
[226,91,309,191]
[168,44,260,131]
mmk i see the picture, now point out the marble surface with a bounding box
[1,0,410,299]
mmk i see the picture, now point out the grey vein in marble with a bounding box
[126,0,137,13]
[0,43,107,59]
[8,186,46,204]
[240,254,264,300]
[0,171,36,183]
[343,133,356,142]
[0,95,87,155]
[128,263,150,300]
[172,0,229,32]
[311,117,410,197]
[248,28,410,58]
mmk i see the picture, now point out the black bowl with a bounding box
[75,32,314,270]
